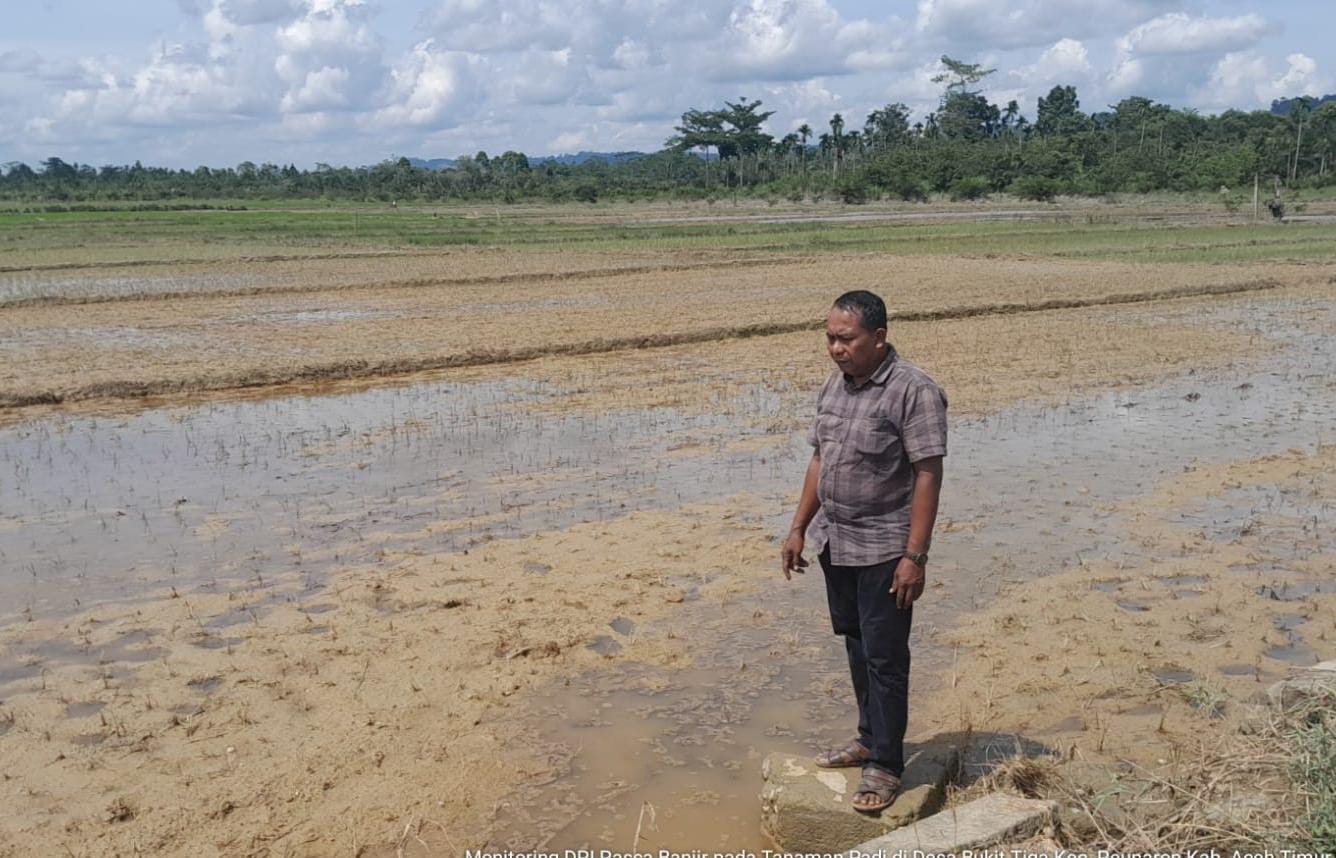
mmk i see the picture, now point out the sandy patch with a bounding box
[0,499,773,856]
[915,445,1336,770]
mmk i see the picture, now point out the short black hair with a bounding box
[832,290,887,332]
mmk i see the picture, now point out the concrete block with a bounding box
[850,792,1058,854]
[1266,660,1336,711]
[760,742,959,852]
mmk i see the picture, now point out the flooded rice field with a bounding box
[0,377,797,621]
[2,299,1329,623]
[485,297,1336,848]
[1,292,1333,853]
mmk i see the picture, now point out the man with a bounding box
[781,289,947,814]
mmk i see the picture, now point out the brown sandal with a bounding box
[852,766,901,813]
[813,740,870,768]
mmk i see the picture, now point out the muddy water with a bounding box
[0,272,271,305]
[1,297,1334,846]
[488,297,1336,849]
[0,379,799,621]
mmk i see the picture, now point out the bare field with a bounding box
[0,500,774,855]
[0,247,769,306]
[1,206,1334,853]
[926,443,1336,774]
[2,251,1325,408]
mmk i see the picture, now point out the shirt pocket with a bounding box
[850,417,902,460]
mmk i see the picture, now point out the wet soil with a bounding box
[0,294,1332,853]
[481,297,1336,849]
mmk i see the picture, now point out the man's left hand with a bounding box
[889,556,925,609]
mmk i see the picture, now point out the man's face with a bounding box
[826,307,886,379]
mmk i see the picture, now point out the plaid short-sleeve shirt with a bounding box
[805,346,948,566]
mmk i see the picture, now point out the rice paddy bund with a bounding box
[1,200,1334,856]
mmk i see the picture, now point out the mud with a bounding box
[0,291,1332,853]
[480,296,1336,849]
[4,248,1323,408]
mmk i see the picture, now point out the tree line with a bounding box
[4,56,1335,206]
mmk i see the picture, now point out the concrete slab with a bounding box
[850,792,1058,854]
[1266,660,1336,711]
[760,742,960,852]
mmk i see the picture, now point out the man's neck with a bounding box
[846,347,894,387]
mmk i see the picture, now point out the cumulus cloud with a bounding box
[704,0,906,81]
[279,65,350,112]
[1104,11,1280,104]
[1195,52,1330,111]
[609,38,657,72]
[218,0,306,25]
[0,49,43,74]
[595,89,680,122]
[374,39,476,127]
[422,0,566,54]
[549,128,593,152]
[1118,12,1271,56]
[509,48,599,105]
[915,0,1179,50]
[9,0,1332,167]
[273,0,384,113]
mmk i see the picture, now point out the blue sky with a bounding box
[2,0,1333,168]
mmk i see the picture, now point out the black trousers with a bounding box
[819,547,913,777]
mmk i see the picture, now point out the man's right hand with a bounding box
[781,531,808,580]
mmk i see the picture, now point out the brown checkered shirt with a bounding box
[805,345,948,566]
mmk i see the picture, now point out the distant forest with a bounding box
[4,57,1335,206]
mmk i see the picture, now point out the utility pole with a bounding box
[1253,173,1259,221]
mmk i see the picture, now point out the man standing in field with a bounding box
[781,290,947,813]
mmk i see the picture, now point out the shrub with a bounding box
[1011,175,1060,202]
[838,180,869,204]
[949,176,990,201]
[885,175,928,202]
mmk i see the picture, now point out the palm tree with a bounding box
[829,113,845,177]
[797,123,812,190]
[778,133,800,177]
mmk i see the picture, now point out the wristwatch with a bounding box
[905,551,929,568]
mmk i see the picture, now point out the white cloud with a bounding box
[218,0,305,25]
[374,40,476,127]
[706,0,906,81]
[915,0,1179,50]
[609,38,656,72]
[1195,51,1330,111]
[596,89,679,122]
[1101,11,1281,105]
[8,0,1332,167]
[1034,38,1091,79]
[549,128,593,152]
[1015,37,1090,97]
[510,48,596,105]
[1118,12,1271,56]
[422,0,582,54]
[0,49,43,74]
[273,0,384,113]
[280,65,350,112]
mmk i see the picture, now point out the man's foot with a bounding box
[813,740,870,768]
[852,766,900,813]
